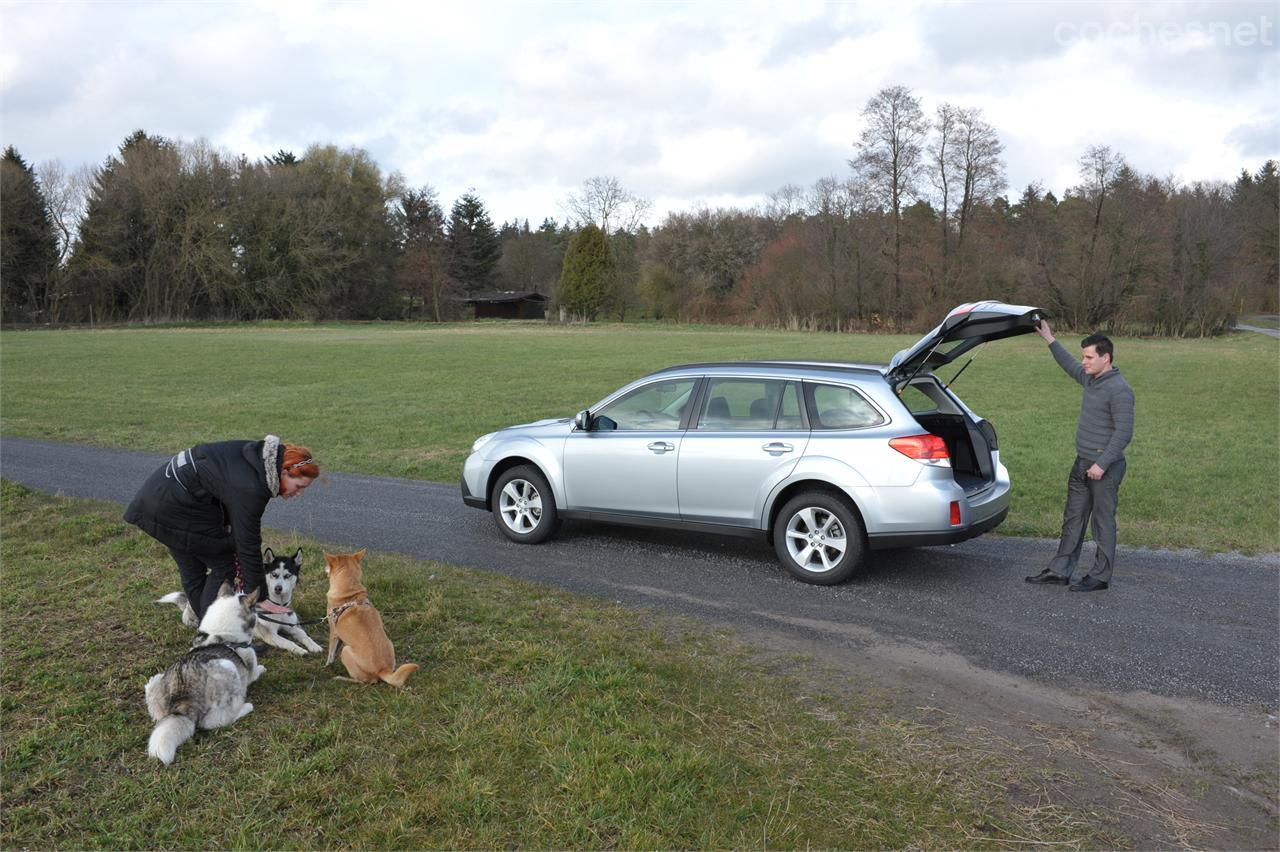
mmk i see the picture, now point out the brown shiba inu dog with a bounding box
[323,549,418,687]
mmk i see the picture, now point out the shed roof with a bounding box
[463,291,547,304]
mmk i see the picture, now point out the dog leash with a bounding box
[255,606,416,628]
[255,611,329,627]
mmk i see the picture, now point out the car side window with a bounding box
[803,382,884,430]
[594,379,696,431]
[696,378,794,431]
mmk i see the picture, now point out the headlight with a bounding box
[471,433,496,455]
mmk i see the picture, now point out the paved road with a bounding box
[3,437,1277,707]
[1236,316,1280,339]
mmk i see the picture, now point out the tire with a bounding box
[491,465,561,544]
[773,491,865,585]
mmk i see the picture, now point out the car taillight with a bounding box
[889,434,950,460]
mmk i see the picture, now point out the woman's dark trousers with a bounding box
[168,548,237,621]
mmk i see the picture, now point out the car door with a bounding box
[677,377,810,527]
[562,377,699,517]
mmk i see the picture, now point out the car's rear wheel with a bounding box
[773,491,865,584]
[492,465,560,544]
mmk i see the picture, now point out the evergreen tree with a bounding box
[0,146,59,322]
[557,224,612,320]
[65,130,176,321]
[446,192,501,292]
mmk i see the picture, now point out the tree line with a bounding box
[3,87,1276,335]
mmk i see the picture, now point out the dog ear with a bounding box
[293,547,303,569]
[217,581,235,599]
[263,547,275,564]
[242,587,261,608]
[354,548,366,561]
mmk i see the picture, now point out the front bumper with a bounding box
[461,473,486,510]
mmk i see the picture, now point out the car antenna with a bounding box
[943,343,986,391]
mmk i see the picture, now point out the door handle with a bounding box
[762,442,794,455]
[647,441,675,454]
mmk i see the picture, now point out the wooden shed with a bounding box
[464,291,548,320]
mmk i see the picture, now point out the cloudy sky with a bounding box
[1,0,1276,225]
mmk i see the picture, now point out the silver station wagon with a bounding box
[462,301,1044,584]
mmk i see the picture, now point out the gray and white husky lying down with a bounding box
[144,583,265,765]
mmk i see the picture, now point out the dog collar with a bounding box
[257,600,293,615]
[193,633,254,649]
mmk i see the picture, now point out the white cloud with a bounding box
[0,0,1274,225]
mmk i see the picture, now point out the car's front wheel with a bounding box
[491,465,561,544]
[773,491,865,584]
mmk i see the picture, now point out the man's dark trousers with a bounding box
[1047,456,1126,583]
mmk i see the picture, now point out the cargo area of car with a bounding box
[912,412,996,495]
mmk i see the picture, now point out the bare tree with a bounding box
[37,158,94,269]
[1073,144,1127,327]
[562,175,651,235]
[929,103,961,300]
[852,85,929,326]
[765,182,807,222]
[950,107,1005,281]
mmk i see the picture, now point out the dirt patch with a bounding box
[728,620,1279,849]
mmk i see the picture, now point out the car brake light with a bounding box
[889,434,950,460]
[950,501,962,526]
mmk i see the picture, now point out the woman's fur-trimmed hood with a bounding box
[262,434,281,497]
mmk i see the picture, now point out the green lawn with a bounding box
[1,321,1277,552]
[0,482,1107,849]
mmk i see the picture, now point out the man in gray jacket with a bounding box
[1025,321,1135,592]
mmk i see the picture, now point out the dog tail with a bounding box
[380,663,419,687]
[156,592,198,628]
[148,714,196,765]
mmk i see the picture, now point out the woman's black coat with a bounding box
[124,436,282,597]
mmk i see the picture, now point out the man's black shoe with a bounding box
[1025,569,1070,585]
[1068,575,1109,592]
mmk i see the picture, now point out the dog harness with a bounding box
[329,599,373,624]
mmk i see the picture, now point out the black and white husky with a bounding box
[157,547,323,656]
[144,583,265,765]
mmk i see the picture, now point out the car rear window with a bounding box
[803,382,884,430]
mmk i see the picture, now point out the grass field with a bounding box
[2,321,1276,552]
[0,481,1112,849]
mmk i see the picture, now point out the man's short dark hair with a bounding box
[1081,332,1113,361]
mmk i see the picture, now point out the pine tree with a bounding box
[0,146,60,322]
[557,224,613,320]
[446,192,501,292]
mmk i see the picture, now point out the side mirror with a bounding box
[573,410,592,432]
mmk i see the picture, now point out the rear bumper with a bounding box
[866,505,1008,549]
